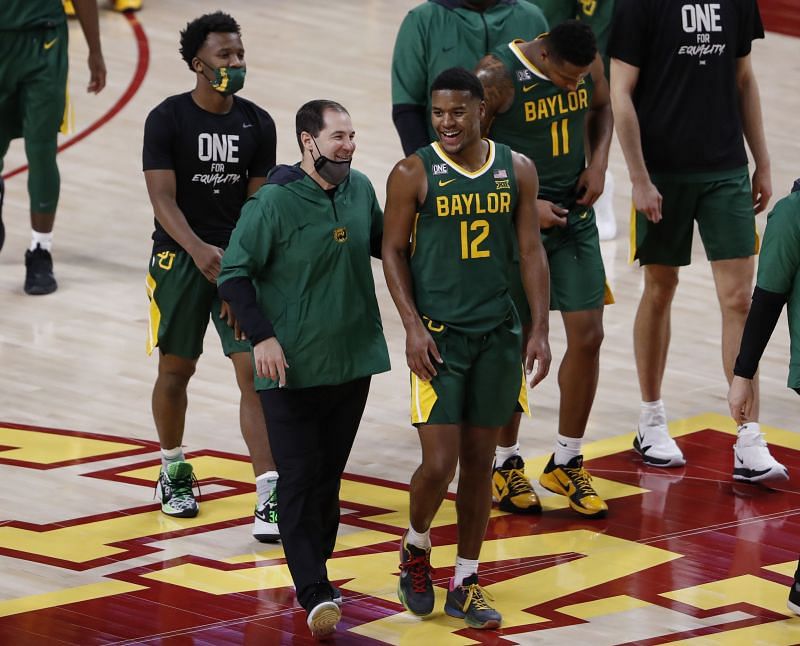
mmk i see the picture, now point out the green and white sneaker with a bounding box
[155,461,199,518]
[253,488,280,543]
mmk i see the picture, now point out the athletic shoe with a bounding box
[24,245,57,295]
[788,566,800,615]
[733,430,789,483]
[444,574,501,629]
[539,454,608,518]
[492,455,542,514]
[306,592,341,640]
[113,0,142,12]
[397,531,435,616]
[155,461,199,518]
[253,489,280,543]
[0,177,5,253]
[633,422,685,467]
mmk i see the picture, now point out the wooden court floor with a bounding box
[0,2,799,643]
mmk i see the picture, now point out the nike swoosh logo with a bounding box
[735,452,744,465]
[438,179,456,187]
[580,212,588,219]
[442,45,455,52]
[522,83,538,92]
[44,38,58,50]
[242,123,253,128]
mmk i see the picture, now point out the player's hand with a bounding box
[87,51,106,94]
[524,330,550,388]
[632,178,662,223]
[406,320,443,381]
[253,337,289,386]
[191,243,224,283]
[576,165,605,206]
[752,165,772,214]
[537,199,568,229]
[219,301,245,341]
[727,375,755,426]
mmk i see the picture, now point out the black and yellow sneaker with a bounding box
[444,574,501,629]
[397,531,435,616]
[539,454,608,518]
[155,461,199,518]
[492,455,541,514]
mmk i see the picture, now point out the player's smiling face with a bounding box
[431,90,484,155]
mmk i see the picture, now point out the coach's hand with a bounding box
[254,337,289,387]
[406,320,443,382]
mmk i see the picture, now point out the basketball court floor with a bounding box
[0,2,799,643]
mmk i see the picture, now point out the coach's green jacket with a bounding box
[218,164,390,390]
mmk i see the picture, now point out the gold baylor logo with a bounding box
[333,227,348,242]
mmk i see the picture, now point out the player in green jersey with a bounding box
[0,0,105,294]
[383,67,550,630]
[476,20,613,518]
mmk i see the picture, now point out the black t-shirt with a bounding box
[142,92,277,251]
[607,0,763,174]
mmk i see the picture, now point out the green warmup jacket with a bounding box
[217,164,390,391]
[391,0,548,155]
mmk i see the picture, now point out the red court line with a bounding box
[1,11,149,181]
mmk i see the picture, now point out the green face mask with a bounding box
[198,58,246,96]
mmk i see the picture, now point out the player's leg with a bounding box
[147,250,210,516]
[700,171,787,482]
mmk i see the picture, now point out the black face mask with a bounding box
[311,137,351,186]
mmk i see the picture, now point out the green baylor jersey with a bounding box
[412,140,519,334]
[488,40,594,205]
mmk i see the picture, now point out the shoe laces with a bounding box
[563,465,595,497]
[462,582,494,612]
[154,470,201,504]
[399,552,434,593]
[505,468,534,496]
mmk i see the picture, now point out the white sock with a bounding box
[495,443,520,467]
[256,470,278,506]
[160,446,184,469]
[554,434,582,466]
[640,399,666,427]
[30,231,53,252]
[737,421,761,443]
[453,556,479,587]
[405,525,431,551]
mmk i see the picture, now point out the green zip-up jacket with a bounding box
[218,164,390,390]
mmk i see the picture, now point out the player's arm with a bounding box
[382,156,442,381]
[577,54,613,206]
[512,151,551,387]
[391,12,431,156]
[475,54,515,136]
[736,54,772,214]
[144,169,223,283]
[609,58,662,223]
[72,0,106,93]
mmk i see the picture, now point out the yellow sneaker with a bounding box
[492,455,541,514]
[114,0,142,12]
[62,0,76,17]
[539,454,608,518]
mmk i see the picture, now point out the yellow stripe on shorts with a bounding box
[628,201,637,265]
[145,273,161,356]
[604,281,615,305]
[59,76,74,134]
[754,222,761,255]
[518,364,530,416]
[410,372,438,424]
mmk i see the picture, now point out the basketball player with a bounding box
[608,0,781,479]
[476,20,613,518]
[142,12,280,541]
[383,67,551,629]
[0,0,105,294]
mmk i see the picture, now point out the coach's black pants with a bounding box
[259,377,371,612]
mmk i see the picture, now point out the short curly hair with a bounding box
[547,20,597,67]
[179,12,241,70]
